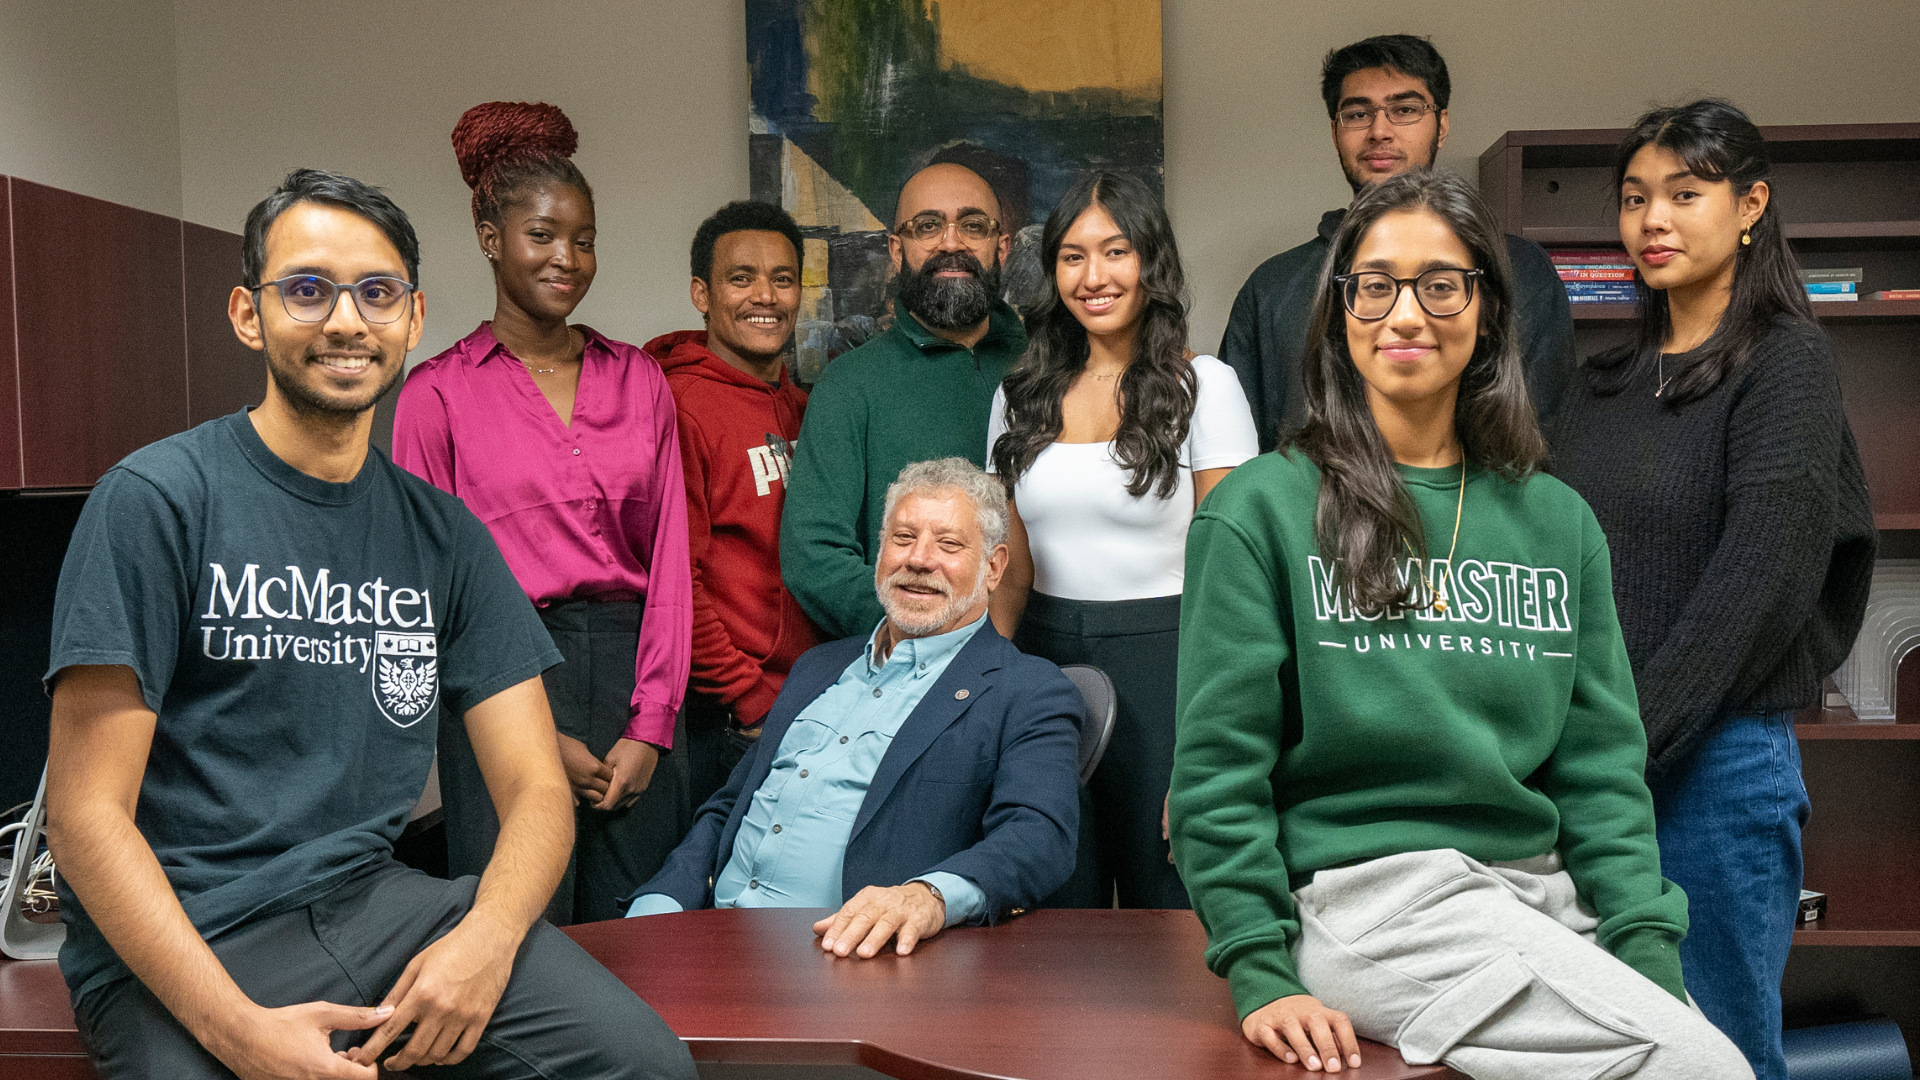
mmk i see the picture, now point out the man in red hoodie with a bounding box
[649,200,821,812]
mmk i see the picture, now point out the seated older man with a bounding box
[626,457,1081,958]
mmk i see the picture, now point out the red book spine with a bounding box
[1557,269,1638,281]
[1870,289,1920,301]
[1549,249,1629,263]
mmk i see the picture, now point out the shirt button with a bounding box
[871,688,882,698]
[839,736,849,744]
[572,448,581,456]
[771,824,782,834]
[750,879,760,889]
[799,769,808,778]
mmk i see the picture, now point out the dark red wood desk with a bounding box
[568,908,1461,1080]
[0,909,1462,1079]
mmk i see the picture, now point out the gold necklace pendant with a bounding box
[1402,457,1468,614]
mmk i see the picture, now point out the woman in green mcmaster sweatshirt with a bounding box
[1169,172,1751,1080]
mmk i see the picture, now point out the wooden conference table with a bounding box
[0,908,1462,1079]
[571,907,1461,1080]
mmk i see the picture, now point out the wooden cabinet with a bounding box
[1481,122,1920,1040]
[0,176,253,490]
[182,221,264,427]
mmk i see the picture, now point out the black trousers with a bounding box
[683,689,758,816]
[1015,591,1191,909]
[71,860,695,1080]
[441,601,692,925]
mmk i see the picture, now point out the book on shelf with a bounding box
[1869,289,1920,301]
[1809,293,1860,302]
[1549,248,1630,264]
[1568,295,1637,304]
[1558,269,1637,281]
[1804,282,1857,294]
[1800,267,1865,284]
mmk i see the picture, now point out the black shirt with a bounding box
[46,409,561,997]
[1219,208,1577,451]
[1551,316,1875,776]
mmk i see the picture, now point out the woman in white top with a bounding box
[989,171,1258,907]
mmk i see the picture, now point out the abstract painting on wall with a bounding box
[746,0,1164,381]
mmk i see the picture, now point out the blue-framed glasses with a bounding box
[254,275,417,324]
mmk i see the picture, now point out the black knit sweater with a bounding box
[1552,315,1875,779]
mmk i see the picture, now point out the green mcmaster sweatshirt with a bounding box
[1170,450,1688,1020]
[780,300,1026,639]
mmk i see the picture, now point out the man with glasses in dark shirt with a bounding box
[42,169,692,1080]
[781,163,1027,640]
[1219,34,1574,450]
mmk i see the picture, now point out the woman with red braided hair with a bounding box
[395,100,694,925]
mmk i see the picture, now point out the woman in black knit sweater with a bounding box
[1552,100,1874,1080]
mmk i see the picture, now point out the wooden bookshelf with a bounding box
[1482,122,1920,1033]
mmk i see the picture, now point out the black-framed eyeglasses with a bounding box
[893,212,1000,246]
[1334,268,1484,321]
[1335,101,1440,130]
[252,275,417,324]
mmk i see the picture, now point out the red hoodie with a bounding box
[650,330,821,723]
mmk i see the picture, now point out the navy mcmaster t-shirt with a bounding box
[46,410,561,999]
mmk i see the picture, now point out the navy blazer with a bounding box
[636,621,1081,923]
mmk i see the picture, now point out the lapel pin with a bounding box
[954,689,970,700]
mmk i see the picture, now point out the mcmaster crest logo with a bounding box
[374,632,439,727]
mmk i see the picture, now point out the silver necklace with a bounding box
[1655,353,1678,398]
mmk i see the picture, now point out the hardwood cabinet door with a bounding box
[183,221,262,427]
[10,178,188,488]
[0,182,20,489]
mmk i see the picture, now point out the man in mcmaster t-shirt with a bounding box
[41,169,693,1080]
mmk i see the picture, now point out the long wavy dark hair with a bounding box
[991,172,1195,499]
[1292,170,1549,614]
[1587,99,1813,405]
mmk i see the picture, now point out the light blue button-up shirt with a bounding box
[628,615,989,923]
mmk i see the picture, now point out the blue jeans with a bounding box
[1648,710,1809,1080]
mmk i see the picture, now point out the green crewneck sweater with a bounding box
[1170,450,1688,1019]
[780,300,1026,639]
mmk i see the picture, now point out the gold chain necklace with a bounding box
[1402,457,1467,613]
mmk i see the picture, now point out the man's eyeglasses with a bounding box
[1334,268,1483,321]
[894,213,1000,246]
[1335,101,1440,130]
[253,275,417,325]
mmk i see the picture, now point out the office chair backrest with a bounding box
[1057,664,1117,786]
[1,765,65,960]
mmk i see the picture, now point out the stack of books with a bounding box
[1802,267,1862,302]
[1551,249,1637,304]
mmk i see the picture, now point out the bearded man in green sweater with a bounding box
[781,164,1027,639]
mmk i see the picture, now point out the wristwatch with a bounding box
[912,879,944,905]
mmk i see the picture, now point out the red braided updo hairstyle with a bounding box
[451,101,594,225]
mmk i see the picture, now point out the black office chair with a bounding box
[1057,664,1117,786]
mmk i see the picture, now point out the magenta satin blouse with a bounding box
[393,322,691,747]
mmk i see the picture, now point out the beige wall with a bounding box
[9,1,1920,360]
[173,1,750,364]
[0,0,181,216]
[1169,1,1920,350]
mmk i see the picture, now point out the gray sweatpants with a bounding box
[1292,849,1753,1080]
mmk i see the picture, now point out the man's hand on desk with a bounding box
[813,880,946,958]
